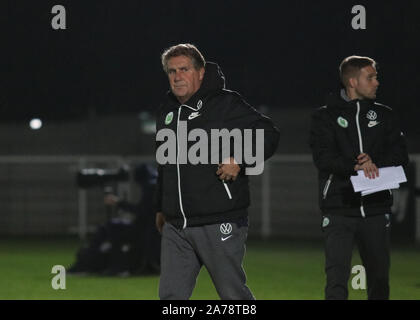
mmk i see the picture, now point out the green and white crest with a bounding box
[165,112,174,125]
[322,217,330,228]
[337,116,348,128]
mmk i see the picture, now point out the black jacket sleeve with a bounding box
[309,108,356,176]
[222,94,280,168]
[374,110,409,168]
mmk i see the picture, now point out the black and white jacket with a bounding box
[155,62,280,228]
[309,90,409,217]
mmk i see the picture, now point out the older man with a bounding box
[155,43,279,300]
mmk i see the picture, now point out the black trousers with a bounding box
[322,214,391,300]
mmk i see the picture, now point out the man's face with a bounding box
[167,55,204,104]
[352,65,379,100]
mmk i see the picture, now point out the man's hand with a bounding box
[156,212,166,234]
[356,153,372,165]
[216,157,241,181]
[354,153,379,179]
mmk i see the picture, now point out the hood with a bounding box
[166,61,226,107]
[198,61,226,96]
[326,89,375,109]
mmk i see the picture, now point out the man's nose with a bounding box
[174,70,182,81]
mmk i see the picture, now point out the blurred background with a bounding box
[0,0,419,299]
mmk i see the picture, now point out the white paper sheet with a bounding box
[361,183,400,196]
[350,166,407,196]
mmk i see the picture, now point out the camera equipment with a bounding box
[76,166,130,189]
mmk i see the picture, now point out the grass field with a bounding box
[0,237,419,300]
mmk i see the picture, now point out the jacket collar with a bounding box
[327,89,375,110]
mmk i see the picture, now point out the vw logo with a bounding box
[366,110,377,121]
[220,223,232,235]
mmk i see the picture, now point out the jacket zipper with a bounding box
[175,101,203,229]
[322,174,334,200]
[222,181,233,199]
[176,106,187,229]
[355,101,366,218]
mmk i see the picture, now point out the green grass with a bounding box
[0,237,419,300]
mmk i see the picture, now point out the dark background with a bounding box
[0,1,418,267]
[2,0,419,141]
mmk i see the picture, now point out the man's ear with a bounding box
[199,68,205,81]
[348,77,357,88]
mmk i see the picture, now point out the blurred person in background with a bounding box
[68,164,161,276]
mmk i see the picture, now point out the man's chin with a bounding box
[172,90,187,100]
[174,94,190,103]
[365,93,376,100]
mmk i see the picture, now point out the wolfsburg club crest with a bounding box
[165,112,174,125]
[337,116,348,128]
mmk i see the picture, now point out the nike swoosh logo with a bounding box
[221,235,233,241]
[368,121,380,127]
[188,113,200,120]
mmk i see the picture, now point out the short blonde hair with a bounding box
[339,55,376,86]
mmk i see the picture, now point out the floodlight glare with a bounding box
[29,118,42,130]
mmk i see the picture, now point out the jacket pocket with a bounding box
[322,174,334,200]
[222,181,233,200]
